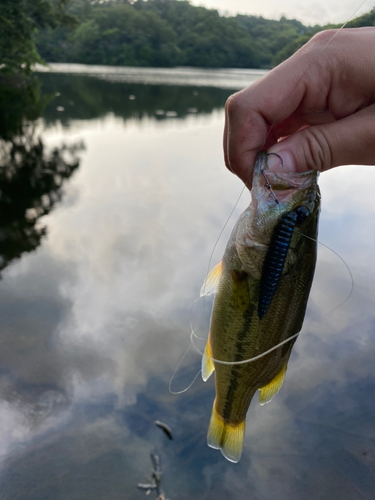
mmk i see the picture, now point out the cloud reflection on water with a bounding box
[0,73,375,499]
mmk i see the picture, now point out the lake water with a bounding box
[1,65,375,499]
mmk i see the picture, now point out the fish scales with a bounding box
[201,151,320,463]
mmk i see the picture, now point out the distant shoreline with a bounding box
[34,63,268,90]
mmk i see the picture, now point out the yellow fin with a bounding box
[200,261,223,297]
[207,402,224,451]
[207,402,245,463]
[201,338,215,382]
[259,363,287,406]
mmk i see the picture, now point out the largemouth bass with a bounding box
[200,151,320,463]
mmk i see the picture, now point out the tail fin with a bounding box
[207,402,245,463]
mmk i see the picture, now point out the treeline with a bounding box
[273,7,375,63]
[34,0,306,68]
[2,0,375,73]
[34,0,375,69]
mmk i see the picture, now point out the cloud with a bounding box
[190,0,375,25]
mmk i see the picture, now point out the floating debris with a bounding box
[165,111,177,117]
[154,421,173,440]
[137,483,157,496]
[137,453,169,500]
[155,110,165,116]
[56,106,65,112]
[129,95,136,100]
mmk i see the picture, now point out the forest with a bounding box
[1,0,375,74]
[34,0,375,69]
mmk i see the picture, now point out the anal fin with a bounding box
[259,363,287,406]
[202,337,215,382]
[200,261,223,297]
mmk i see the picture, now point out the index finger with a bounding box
[224,43,329,186]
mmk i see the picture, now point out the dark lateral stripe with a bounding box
[222,301,255,421]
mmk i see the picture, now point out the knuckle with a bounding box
[225,92,242,117]
[309,29,339,47]
[301,127,332,171]
[297,29,339,63]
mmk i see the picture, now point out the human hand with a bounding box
[223,27,375,186]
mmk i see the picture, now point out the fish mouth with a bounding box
[252,151,319,206]
[243,151,319,247]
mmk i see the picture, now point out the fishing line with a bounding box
[189,297,206,341]
[240,0,368,191]
[187,231,355,368]
[196,0,365,313]
[200,0,366,297]
[168,342,202,395]
[295,230,355,315]
[262,150,354,315]
[179,0,366,386]
[194,180,248,346]
[190,329,299,367]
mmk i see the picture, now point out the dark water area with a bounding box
[39,72,233,126]
[0,68,374,500]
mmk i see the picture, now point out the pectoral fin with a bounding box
[259,363,287,406]
[201,337,215,382]
[200,261,223,297]
[207,402,245,463]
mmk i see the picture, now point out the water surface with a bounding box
[0,67,375,500]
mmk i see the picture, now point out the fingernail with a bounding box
[267,149,294,172]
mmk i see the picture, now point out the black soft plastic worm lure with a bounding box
[258,206,309,319]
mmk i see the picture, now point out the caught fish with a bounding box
[200,151,320,463]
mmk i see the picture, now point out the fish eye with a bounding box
[294,206,310,224]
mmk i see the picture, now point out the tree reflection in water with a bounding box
[0,75,83,272]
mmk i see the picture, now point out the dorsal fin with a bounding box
[200,261,223,297]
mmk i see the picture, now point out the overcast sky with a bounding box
[189,0,375,26]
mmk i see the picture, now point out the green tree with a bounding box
[0,0,75,74]
[69,3,180,67]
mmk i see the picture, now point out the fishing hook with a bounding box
[261,168,279,205]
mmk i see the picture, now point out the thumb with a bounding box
[267,104,375,173]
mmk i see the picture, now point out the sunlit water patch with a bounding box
[35,63,268,90]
